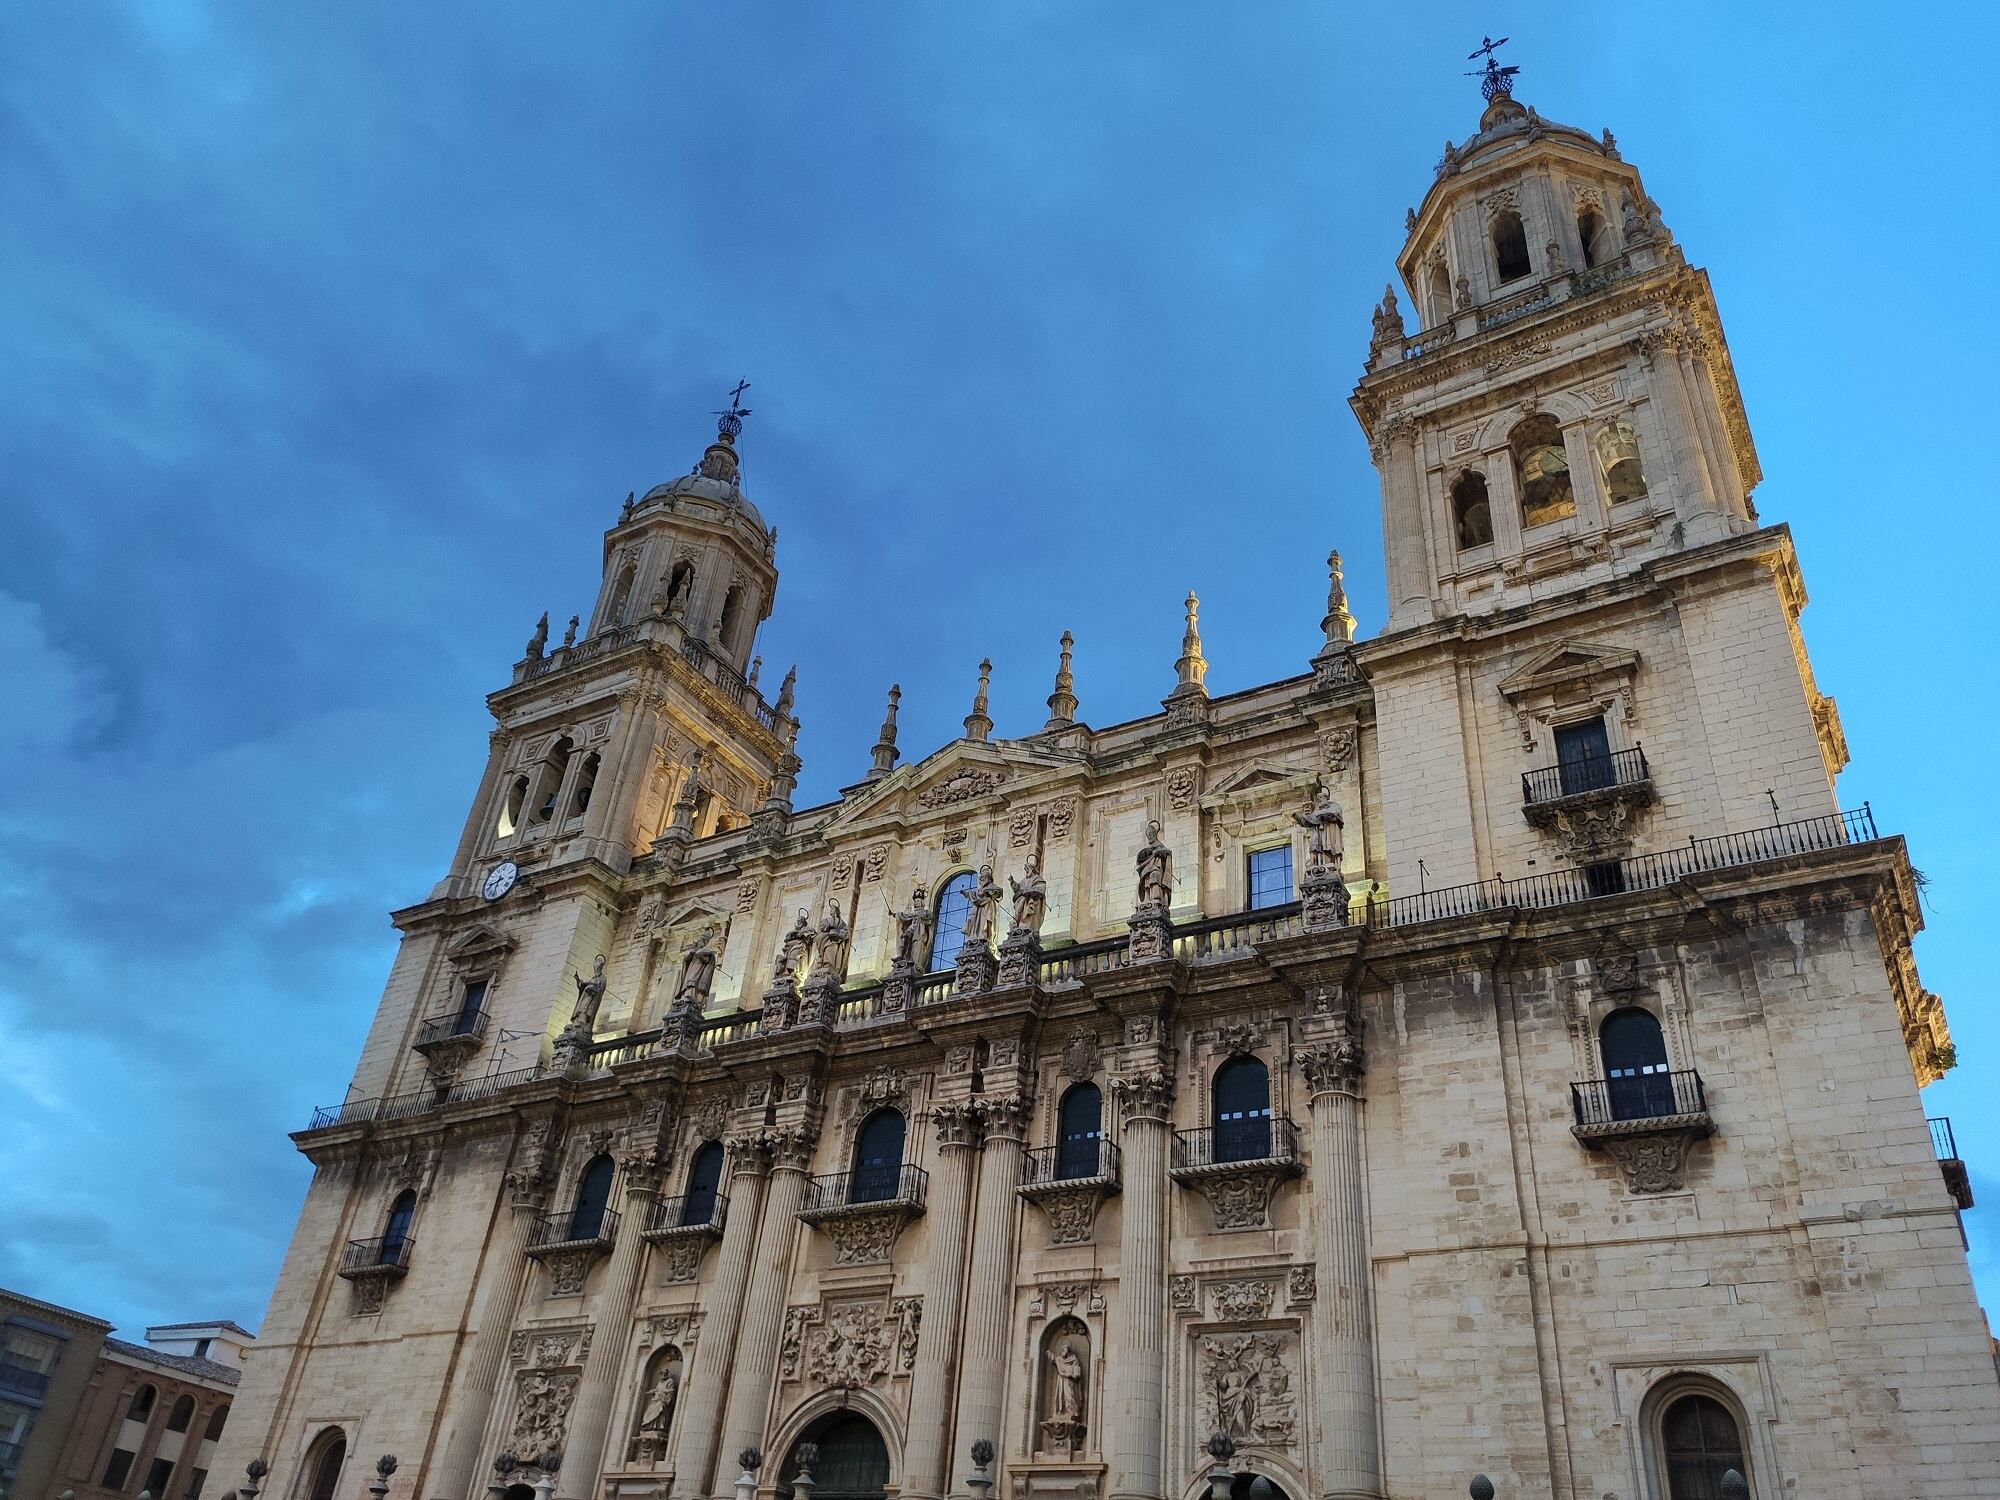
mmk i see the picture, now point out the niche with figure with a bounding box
[1037,1317,1090,1455]
[626,1344,684,1465]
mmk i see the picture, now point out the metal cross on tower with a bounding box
[715,379,753,438]
[1465,35,1520,100]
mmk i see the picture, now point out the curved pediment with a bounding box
[821,738,1086,836]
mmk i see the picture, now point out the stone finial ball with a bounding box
[377,1456,399,1478]
[494,1454,519,1477]
[247,1462,270,1481]
[1470,1478,1495,1500]
[1206,1431,1236,1461]
[739,1449,763,1473]
[970,1439,995,1467]
[1718,1472,1748,1500]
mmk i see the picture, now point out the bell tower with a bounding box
[1351,52,1847,896]
[1356,49,1761,632]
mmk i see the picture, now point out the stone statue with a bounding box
[1292,783,1346,871]
[1047,1341,1084,1420]
[1371,284,1405,345]
[1009,854,1047,937]
[674,926,719,1008]
[814,898,852,981]
[1455,274,1472,311]
[776,910,813,982]
[638,1364,679,1440]
[962,864,1003,945]
[562,615,579,649]
[571,955,608,1031]
[891,884,931,970]
[525,612,549,660]
[1136,820,1174,910]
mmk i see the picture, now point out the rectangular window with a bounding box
[104,1450,135,1490]
[1554,717,1613,795]
[1245,845,1294,911]
[455,979,489,1032]
[146,1457,177,1497]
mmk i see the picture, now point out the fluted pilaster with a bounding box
[670,1147,770,1498]
[903,1107,981,1500]
[430,1200,543,1498]
[714,1129,817,1492]
[955,1096,1033,1459]
[557,1158,664,1499]
[1299,1041,1380,1500]
[1109,1072,1173,1500]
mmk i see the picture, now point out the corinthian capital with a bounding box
[978,1093,1036,1142]
[932,1103,980,1150]
[1297,1036,1365,1098]
[768,1124,820,1173]
[1112,1069,1176,1125]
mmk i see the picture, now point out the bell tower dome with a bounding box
[1355,49,1762,630]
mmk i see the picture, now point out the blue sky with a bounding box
[4,4,1997,1339]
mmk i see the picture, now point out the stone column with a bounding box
[1298,1038,1380,1500]
[1637,326,1723,533]
[444,730,511,894]
[903,1107,982,1500]
[714,1128,817,1493]
[557,1155,664,1499]
[953,1096,1033,1461]
[1108,1072,1174,1500]
[1376,420,1431,629]
[429,1198,544,1499]
[670,1145,770,1499]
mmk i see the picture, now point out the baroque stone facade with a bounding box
[215,66,1994,1500]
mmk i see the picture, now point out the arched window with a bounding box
[1492,209,1531,283]
[496,776,528,838]
[1578,209,1610,270]
[717,584,744,655]
[1056,1082,1104,1180]
[849,1109,906,1204]
[304,1431,347,1500]
[781,1413,890,1500]
[1601,1007,1673,1121]
[1212,1057,1273,1163]
[682,1140,725,1228]
[1660,1393,1748,1498]
[203,1406,229,1441]
[1511,414,1576,528]
[569,1154,616,1241]
[381,1189,417,1263]
[1425,260,1453,327]
[664,559,695,614]
[1451,471,1494,549]
[1595,418,1648,503]
[927,871,978,972]
[569,753,600,819]
[532,736,574,824]
[167,1395,196,1433]
[128,1385,156,1422]
[606,562,637,626]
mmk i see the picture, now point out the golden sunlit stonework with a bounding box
[215,72,1994,1500]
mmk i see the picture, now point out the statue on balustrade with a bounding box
[673,926,719,1009]
[1136,820,1174,910]
[1009,853,1047,937]
[890,883,931,971]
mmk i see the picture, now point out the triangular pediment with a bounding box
[447,923,517,961]
[1205,759,1316,806]
[1498,639,1641,700]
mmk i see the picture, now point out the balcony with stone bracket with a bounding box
[1168,1119,1302,1230]
[797,1164,927,1266]
[1521,747,1655,860]
[1018,1139,1122,1245]
[1570,1069,1713,1193]
[641,1191,729,1282]
[524,1207,620,1296]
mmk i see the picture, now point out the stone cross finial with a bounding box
[1170,592,1208,698]
[1044,630,1079,731]
[867,684,902,780]
[964,658,994,742]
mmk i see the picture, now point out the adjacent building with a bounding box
[213,62,1997,1500]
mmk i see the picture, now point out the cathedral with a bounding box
[214,62,1999,1500]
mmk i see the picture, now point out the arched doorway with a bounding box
[781,1411,889,1500]
[1212,1473,1292,1500]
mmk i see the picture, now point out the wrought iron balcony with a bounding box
[336,1235,415,1280]
[0,1361,50,1399]
[525,1206,621,1256]
[800,1164,928,1217]
[1570,1069,1714,1194]
[643,1191,729,1241]
[1931,1116,1975,1211]
[1522,747,1651,807]
[1020,1139,1122,1190]
[1170,1118,1301,1173]
[413,1007,490,1053]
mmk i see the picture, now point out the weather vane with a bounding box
[1465,35,1519,101]
[715,379,753,439]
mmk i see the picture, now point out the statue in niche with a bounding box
[628,1347,682,1464]
[776,910,813,983]
[674,926,719,1008]
[813,898,852,981]
[890,884,931,970]
[1039,1318,1089,1453]
[1292,783,1346,871]
[570,955,608,1032]
[1009,854,1047,937]
[1136,820,1174,909]
[962,864,1003,946]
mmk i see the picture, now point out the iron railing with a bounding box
[802,1163,928,1214]
[528,1206,620,1252]
[1522,746,1650,805]
[338,1235,415,1275]
[646,1191,728,1236]
[0,1362,50,1399]
[414,1008,490,1050]
[1021,1139,1121,1188]
[1571,1069,1708,1129]
[1171,1118,1300,1170]
[1370,806,1876,931]
[1930,1116,1960,1162]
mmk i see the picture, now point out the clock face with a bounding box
[481,861,519,901]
